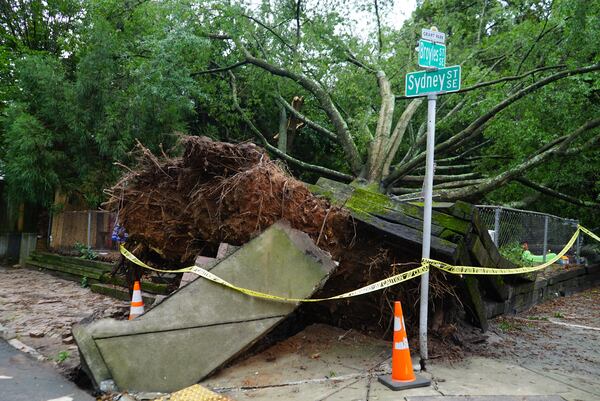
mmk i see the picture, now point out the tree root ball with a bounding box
[105,136,351,263]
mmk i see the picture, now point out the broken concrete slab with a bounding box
[73,222,337,393]
[180,243,239,288]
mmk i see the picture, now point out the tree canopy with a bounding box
[1,0,598,226]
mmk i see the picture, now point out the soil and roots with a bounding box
[105,136,461,343]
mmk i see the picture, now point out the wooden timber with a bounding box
[26,251,170,296]
[310,178,536,330]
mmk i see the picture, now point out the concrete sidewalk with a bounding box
[201,323,599,401]
[0,339,93,401]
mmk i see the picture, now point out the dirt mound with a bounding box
[105,136,350,263]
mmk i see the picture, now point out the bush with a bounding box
[73,242,97,260]
[499,241,533,267]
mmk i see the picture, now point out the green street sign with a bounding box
[404,65,461,97]
[418,39,446,69]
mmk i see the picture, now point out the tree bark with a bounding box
[381,98,423,178]
[364,71,395,181]
[277,105,287,153]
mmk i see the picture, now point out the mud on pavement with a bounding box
[0,265,127,378]
[467,287,600,398]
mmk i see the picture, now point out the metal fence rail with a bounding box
[477,205,581,262]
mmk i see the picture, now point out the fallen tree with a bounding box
[104,136,465,348]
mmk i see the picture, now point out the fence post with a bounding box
[493,208,501,247]
[87,211,92,248]
[575,223,582,264]
[542,215,549,262]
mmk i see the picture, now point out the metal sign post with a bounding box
[419,93,437,363]
[404,26,460,368]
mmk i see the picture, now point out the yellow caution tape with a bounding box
[120,245,194,273]
[189,263,429,303]
[120,244,428,302]
[120,225,600,303]
[423,226,581,275]
[579,224,600,243]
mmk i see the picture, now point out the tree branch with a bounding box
[374,0,383,57]
[381,98,423,177]
[275,95,337,141]
[398,172,481,184]
[205,33,232,40]
[365,70,395,181]
[346,52,377,73]
[390,178,486,195]
[191,61,248,76]
[431,118,600,201]
[415,164,472,173]
[238,43,363,174]
[242,14,295,52]
[228,72,353,182]
[384,63,600,187]
[515,177,599,208]
[295,0,301,49]
[395,65,566,100]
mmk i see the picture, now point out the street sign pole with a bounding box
[405,25,458,371]
[419,93,437,365]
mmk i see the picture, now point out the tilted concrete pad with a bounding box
[73,222,337,392]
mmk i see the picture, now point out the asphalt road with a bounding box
[0,339,93,401]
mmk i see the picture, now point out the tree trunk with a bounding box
[364,71,394,182]
[277,105,287,153]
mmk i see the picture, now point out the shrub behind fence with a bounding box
[477,205,581,262]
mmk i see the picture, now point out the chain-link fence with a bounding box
[477,205,581,263]
[50,210,117,251]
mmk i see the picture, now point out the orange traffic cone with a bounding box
[378,301,430,390]
[128,281,145,320]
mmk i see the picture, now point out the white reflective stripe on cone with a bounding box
[130,306,145,314]
[394,339,409,350]
[394,317,401,332]
[132,291,143,303]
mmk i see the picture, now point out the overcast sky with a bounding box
[329,0,418,40]
[388,0,418,27]
[248,1,418,38]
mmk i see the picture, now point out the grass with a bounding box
[553,311,565,318]
[497,319,520,332]
[55,350,70,364]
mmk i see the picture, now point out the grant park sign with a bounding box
[404,65,461,97]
